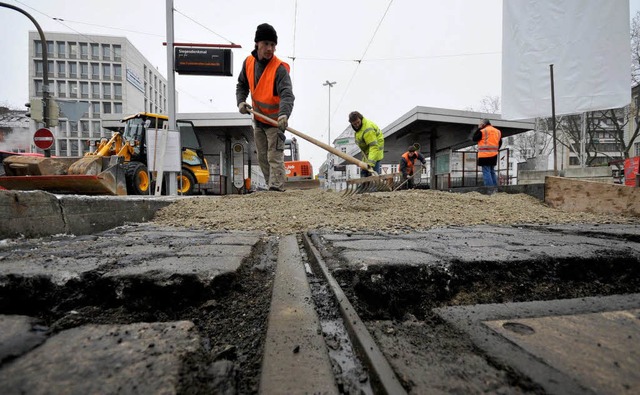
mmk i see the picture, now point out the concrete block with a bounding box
[0,190,65,239]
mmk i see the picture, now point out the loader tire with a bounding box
[177,170,196,195]
[124,161,151,195]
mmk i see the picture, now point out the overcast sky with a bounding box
[1,0,640,172]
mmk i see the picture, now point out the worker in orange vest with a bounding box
[399,145,426,189]
[236,23,295,192]
[472,118,502,193]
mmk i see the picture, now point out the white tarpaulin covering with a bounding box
[501,0,631,120]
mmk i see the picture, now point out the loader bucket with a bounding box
[343,173,401,196]
[0,156,127,195]
[2,156,78,177]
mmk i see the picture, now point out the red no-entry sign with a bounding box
[33,128,55,150]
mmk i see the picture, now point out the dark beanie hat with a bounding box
[408,146,416,152]
[255,23,278,44]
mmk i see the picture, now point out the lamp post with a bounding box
[323,80,336,146]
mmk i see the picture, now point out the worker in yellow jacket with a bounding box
[349,111,384,177]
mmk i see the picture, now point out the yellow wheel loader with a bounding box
[0,112,209,196]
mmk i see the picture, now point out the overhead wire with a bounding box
[330,0,395,129]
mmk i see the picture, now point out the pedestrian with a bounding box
[399,145,427,189]
[236,23,295,192]
[472,118,502,193]
[348,111,384,177]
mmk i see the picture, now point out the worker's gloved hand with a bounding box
[238,102,251,114]
[278,115,288,131]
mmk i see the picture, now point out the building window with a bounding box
[114,102,122,114]
[113,45,121,61]
[114,84,122,99]
[91,63,100,79]
[70,120,79,136]
[57,81,67,98]
[102,44,111,60]
[80,82,89,98]
[46,41,54,57]
[102,83,111,99]
[102,64,111,80]
[57,41,66,58]
[58,120,68,135]
[47,60,54,77]
[91,102,100,117]
[80,43,88,59]
[69,62,78,78]
[68,81,78,98]
[103,102,112,114]
[70,140,79,156]
[79,101,90,118]
[58,138,68,155]
[35,80,43,95]
[81,120,90,137]
[69,42,77,59]
[91,43,99,59]
[57,61,66,77]
[91,82,100,99]
[635,142,640,157]
[113,64,122,80]
[35,41,43,57]
[80,62,89,79]
[34,60,43,77]
[92,121,101,136]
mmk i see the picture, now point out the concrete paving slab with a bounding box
[0,224,263,308]
[435,293,640,395]
[0,321,205,394]
[320,225,640,270]
[485,309,640,395]
[0,315,48,363]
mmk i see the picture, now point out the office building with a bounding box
[28,31,167,156]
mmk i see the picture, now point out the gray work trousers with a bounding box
[253,123,286,189]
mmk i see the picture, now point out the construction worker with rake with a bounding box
[349,111,384,177]
[237,23,295,192]
[399,145,426,189]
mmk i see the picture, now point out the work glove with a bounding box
[277,115,288,131]
[238,102,251,114]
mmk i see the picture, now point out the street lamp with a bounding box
[323,80,336,146]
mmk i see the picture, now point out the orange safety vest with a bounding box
[245,55,290,121]
[401,152,418,173]
[477,125,501,159]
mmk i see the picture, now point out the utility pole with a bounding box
[322,80,337,147]
[322,80,336,188]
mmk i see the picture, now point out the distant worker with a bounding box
[348,111,384,177]
[236,23,295,192]
[472,118,502,193]
[399,145,427,189]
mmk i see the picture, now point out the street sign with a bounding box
[174,47,233,76]
[33,128,54,150]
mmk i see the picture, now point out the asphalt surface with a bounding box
[0,192,639,394]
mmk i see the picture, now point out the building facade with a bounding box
[28,31,167,156]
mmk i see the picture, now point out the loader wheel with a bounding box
[124,162,151,195]
[177,170,196,195]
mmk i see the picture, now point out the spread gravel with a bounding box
[152,189,639,234]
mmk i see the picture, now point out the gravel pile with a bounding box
[152,189,639,235]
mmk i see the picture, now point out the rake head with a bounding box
[343,173,406,196]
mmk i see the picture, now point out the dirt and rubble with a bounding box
[153,188,639,234]
[2,189,639,394]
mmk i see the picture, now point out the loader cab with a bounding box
[122,112,166,163]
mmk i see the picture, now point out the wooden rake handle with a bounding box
[248,108,377,176]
